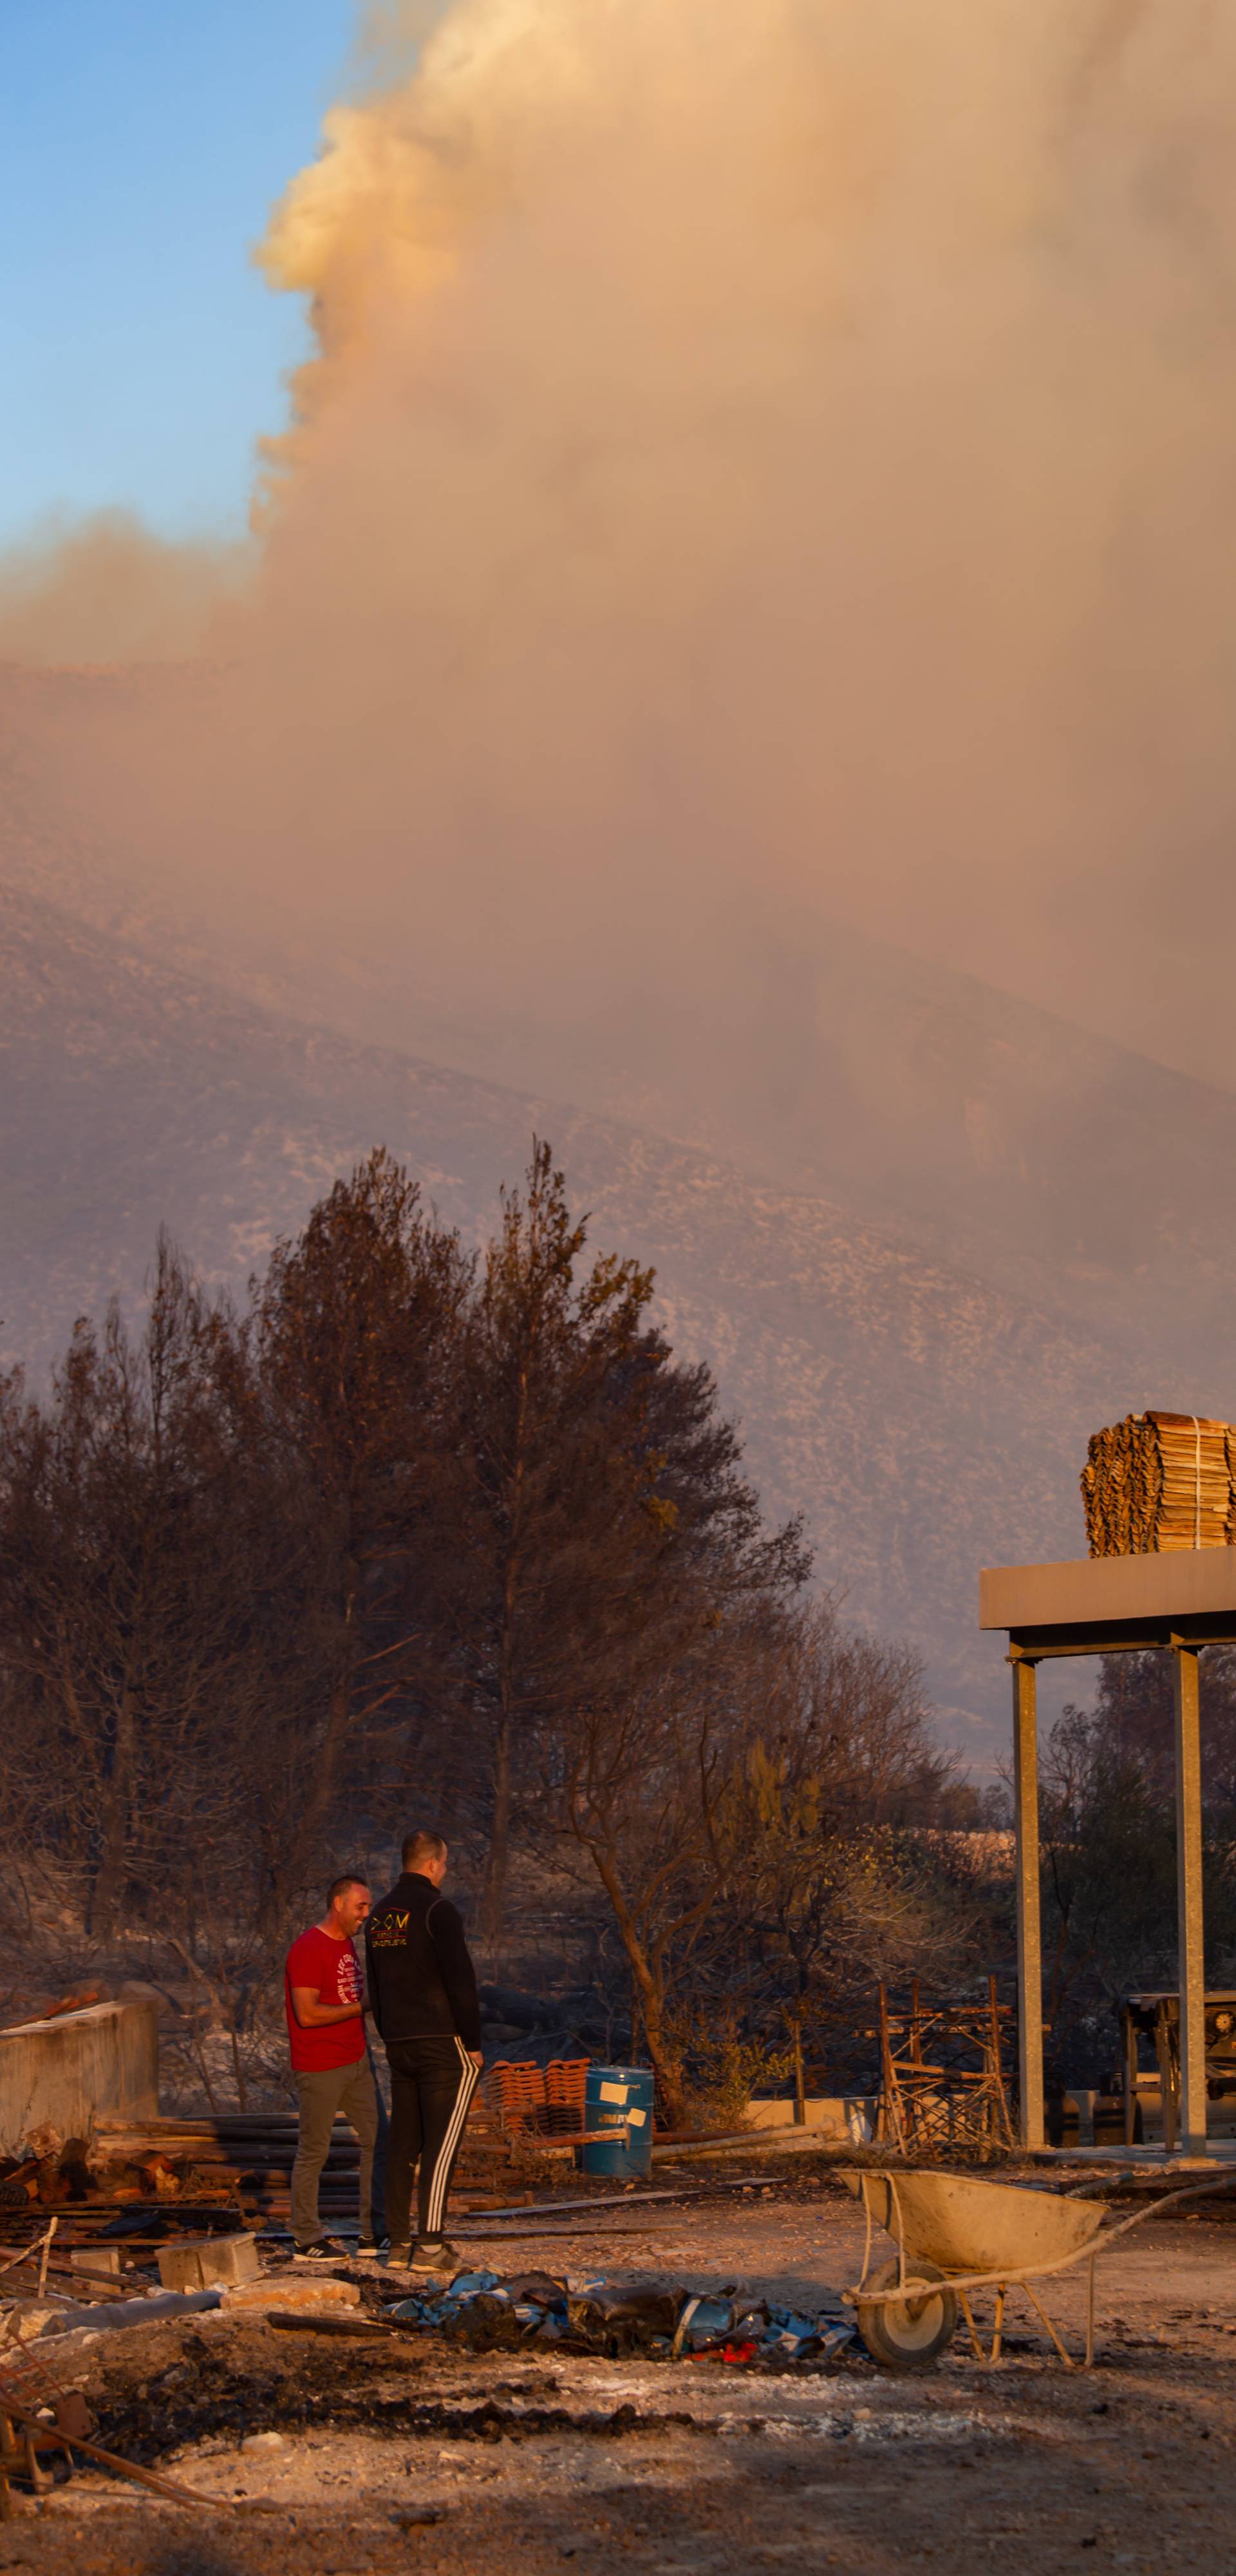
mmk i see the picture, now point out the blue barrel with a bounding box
[582,2063,655,2177]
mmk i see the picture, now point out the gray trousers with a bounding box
[291,2057,379,2246]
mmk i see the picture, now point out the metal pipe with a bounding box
[1174,1644,1207,2156]
[1011,1656,1044,2150]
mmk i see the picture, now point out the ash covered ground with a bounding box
[2,2170,1235,2574]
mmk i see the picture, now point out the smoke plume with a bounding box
[6,0,1236,1087]
[0,514,251,667]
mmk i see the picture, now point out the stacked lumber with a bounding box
[91,2105,512,2220]
[1082,1410,1236,1555]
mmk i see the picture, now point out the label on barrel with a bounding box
[626,2108,646,2126]
[599,2081,629,2103]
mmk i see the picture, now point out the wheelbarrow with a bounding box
[838,2164,1236,2370]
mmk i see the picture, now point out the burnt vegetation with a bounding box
[1038,1649,1236,2090]
[0,1141,1000,2119]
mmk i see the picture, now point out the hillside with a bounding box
[5,659,1235,1396]
[0,875,1142,1762]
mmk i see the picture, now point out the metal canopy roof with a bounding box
[979,1547,1234,2159]
[979,1549,1236,1660]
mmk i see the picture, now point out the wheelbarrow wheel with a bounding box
[856,2259,957,2371]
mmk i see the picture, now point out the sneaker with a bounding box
[407,2239,461,2275]
[355,2236,386,2259]
[292,2236,350,2263]
[384,2242,413,2268]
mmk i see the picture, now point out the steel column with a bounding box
[1011,1655,1044,2150]
[1173,1645,1207,2155]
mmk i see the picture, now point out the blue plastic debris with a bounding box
[385,2271,856,2367]
[671,2295,739,2355]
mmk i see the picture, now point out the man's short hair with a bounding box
[402,1830,447,1871]
[327,1871,369,1908]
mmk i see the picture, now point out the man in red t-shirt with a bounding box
[285,1873,379,2259]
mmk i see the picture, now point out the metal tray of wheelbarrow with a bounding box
[839,2166,1105,2273]
[838,2162,1236,2369]
[838,2166,1109,2370]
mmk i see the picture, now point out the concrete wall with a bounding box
[0,2001,159,2155]
[746,2095,874,2140]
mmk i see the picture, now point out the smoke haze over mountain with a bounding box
[3,0,1236,1104]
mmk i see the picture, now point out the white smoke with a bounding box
[6,0,1236,1083]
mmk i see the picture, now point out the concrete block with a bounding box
[221,2275,360,2312]
[70,2246,122,2277]
[4,2303,63,2342]
[156,2232,261,2293]
[0,2002,158,2157]
[745,2095,873,2138]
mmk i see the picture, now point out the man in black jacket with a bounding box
[364,1830,483,2272]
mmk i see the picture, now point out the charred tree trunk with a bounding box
[89,1681,136,1939]
[590,1846,690,2127]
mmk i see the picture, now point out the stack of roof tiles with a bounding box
[1081,1410,1236,1555]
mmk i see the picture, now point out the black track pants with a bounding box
[384,2033,480,2244]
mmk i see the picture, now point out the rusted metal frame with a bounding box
[0,2391,225,2510]
[1155,2002,1177,2156]
[920,2060,1007,2151]
[850,2251,1091,2307]
[877,1984,904,2152]
[946,2278,1074,2369]
[1174,1644,1208,2156]
[988,1973,1015,2150]
[879,1989,1013,2159]
[0,2404,73,2510]
[1020,2281,1075,2367]
[909,1979,923,2070]
[1011,1655,1044,2150]
[956,2287,986,2362]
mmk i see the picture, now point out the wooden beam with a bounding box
[1012,1656,1044,2150]
[1174,1645,1207,2157]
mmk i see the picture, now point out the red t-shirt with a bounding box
[285,1926,366,2073]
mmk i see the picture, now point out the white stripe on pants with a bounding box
[424,2036,480,2237]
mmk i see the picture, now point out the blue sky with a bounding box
[0,1,360,547]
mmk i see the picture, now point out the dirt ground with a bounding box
[4,2170,1236,2574]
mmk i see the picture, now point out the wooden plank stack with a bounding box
[1081,1410,1236,1555]
[90,2105,514,2222]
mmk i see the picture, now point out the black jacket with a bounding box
[364,1872,482,2052]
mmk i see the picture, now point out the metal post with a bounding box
[1173,1644,1207,2157]
[1122,2005,1137,2150]
[1011,1654,1044,2150]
